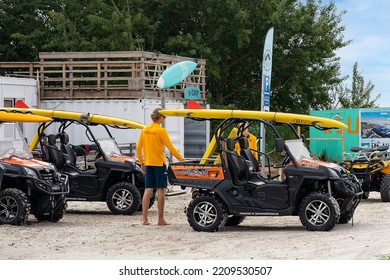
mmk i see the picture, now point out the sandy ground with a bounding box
[1,188,390,260]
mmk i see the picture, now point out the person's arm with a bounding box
[136,130,145,165]
[160,128,183,161]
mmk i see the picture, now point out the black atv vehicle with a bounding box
[35,117,153,215]
[168,117,362,232]
[0,122,69,225]
[340,145,390,201]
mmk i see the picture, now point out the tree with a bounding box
[0,0,59,61]
[338,62,380,108]
[0,0,352,114]
[149,0,350,113]
[325,83,350,110]
[44,0,156,52]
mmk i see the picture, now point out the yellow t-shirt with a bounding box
[136,122,183,166]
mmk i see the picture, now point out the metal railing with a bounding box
[0,51,206,101]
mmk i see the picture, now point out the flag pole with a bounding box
[260,27,274,177]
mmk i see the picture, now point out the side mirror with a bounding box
[275,138,285,153]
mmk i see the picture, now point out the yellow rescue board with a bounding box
[0,107,145,150]
[0,112,52,123]
[160,109,347,129]
[0,108,145,129]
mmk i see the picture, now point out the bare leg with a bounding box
[157,188,169,225]
[142,188,153,225]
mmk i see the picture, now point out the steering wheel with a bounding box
[0,147,16,158]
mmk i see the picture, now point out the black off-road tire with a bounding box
[106,182,141,215]
[137,189,156,211]
[338,210,354,224]
[225,215,246,226]
[0,188,31,225]
[362,191,370,199]
[379,174,390,202]
[34,196,67,222]
[135,173,156,211]
[186,194,227,232]
[298,192,340,231]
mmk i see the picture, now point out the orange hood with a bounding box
[297,158,340,170]
[109,154,137,164]
[2,157,54,168]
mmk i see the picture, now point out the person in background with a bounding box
[136,107,184,226]
[235,122,258,160]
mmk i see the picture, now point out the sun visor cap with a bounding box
[151,107,164,120]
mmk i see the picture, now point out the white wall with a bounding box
[0,77,40,140]
[41,99,186,160]
[0,76,206,160]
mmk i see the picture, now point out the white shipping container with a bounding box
[0,76,209,160]
[41,99,187,161]
[0,77,40,140]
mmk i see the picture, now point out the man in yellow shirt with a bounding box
[136,108,184,226]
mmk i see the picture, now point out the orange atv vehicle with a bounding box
[0,120,69,225]
[167,116,362,232]
[34,116,149,215]
[341,145,390,201]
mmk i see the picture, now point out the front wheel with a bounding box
[106,182,141,215]
[34,196,67,222]
[0,188,31,225]
[298,192,340,231]
[186,195,227,232]
[380,174,390,202]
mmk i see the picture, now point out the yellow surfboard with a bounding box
[160,109,347,163]
[0,111,52,123]
[0,107,145,150]
[0,108,145,129]
[159,109,347,129]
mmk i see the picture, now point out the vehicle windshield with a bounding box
[97,138,122,157]
[285,139,312,162]
[0,123,33,159]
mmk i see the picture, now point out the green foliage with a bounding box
[376,253,390,260]
[0,0,363,115]
[0,0,60,60]
[338,62,381,108]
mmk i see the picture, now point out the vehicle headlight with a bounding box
[329,168,339,178]
[23,167,38,178]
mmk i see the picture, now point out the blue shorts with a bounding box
[145,165,167,189]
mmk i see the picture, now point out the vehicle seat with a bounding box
[238,137,260,172]
[225,138,249,185]
[45,134,66,173]
[60,132,77,166]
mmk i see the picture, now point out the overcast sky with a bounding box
[331,0,390,107]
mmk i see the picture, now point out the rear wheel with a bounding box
[137,188,156,211]
[225,215,246,226]
[298,192,340,231]
[362,191,370,199]
[380,174,390,202]
[0,188,31,225]
[136,173,156,211]
[106,182,141,215]
[186,194,227,232]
